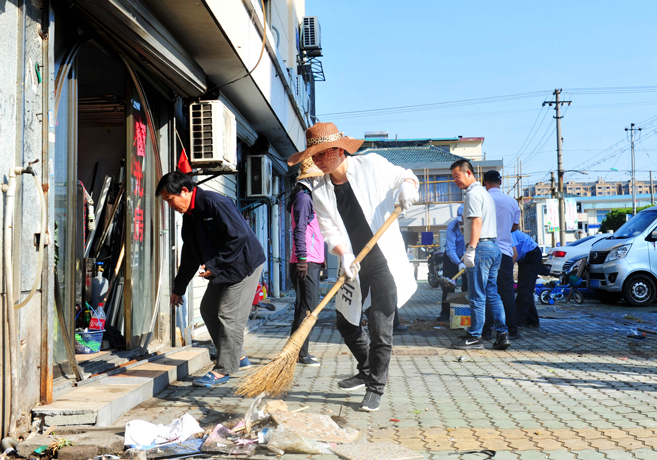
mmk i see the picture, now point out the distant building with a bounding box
[360,137,486,161]
[356,143,503,247]
[524,193,656,245]
[524,178,657,198]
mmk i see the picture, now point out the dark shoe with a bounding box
[298,355,320,367]
[524,322,540,328]
[481,333,493,341]
[452,333,484,350]
[359,390,381,412]
[193,372,229,387]
[239,356,252,370]
[393,325,408,334]
[338,373,368,391]
[493,333,511,350]
[509,331,522,339]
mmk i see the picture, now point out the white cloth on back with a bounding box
[310,153,418,326]
[487,187,520,257]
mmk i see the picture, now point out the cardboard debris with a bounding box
[270,411,355,443]
[264,399,289,414]
[331,441,425,460]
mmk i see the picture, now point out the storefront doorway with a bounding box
[53,35,161,380]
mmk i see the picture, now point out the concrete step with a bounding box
[33,347,211,427]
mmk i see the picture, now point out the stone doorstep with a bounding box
[16,427,125,459]
[32,347,211,428]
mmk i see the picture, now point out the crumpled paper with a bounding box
[124,413,203,447]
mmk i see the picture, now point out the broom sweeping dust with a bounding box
[236,206,403,398]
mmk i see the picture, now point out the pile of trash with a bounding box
[123,393,365,458]
[9,393,424,459]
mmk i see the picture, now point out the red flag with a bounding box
[178,148,192,173]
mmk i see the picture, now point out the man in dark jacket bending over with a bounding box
[156,171,265,387]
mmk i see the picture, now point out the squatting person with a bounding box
[287,122,419,412]
[157,171,265,387]
[440,204,468,320]
[450,159,510,351]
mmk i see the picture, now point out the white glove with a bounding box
[458,262,466,272]
[398,181,419,211]
[462,247,476,268]
[340,253,361,281]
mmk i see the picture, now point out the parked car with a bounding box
[538,245,552,262]
[588,206,657,306]
[545,234,609,276]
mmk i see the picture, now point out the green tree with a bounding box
[600,206,653,233]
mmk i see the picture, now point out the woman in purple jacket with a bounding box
[288,158,326,366]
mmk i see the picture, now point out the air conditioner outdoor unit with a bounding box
[246,155,273,198]
[189,100,237,168]
[301,16,321,50]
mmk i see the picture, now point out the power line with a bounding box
[319,91,548,118]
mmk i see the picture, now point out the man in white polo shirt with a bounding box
[450,160,510,350]
[482,170,521,339]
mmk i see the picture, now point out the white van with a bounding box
[587,206,657,306]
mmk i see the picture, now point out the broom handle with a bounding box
[452,268,466,281]
[310,206,403,318]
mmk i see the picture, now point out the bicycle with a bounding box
[539,272,584,305]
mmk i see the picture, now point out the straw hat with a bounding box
[287,122,364,166]
[297,157,324,180]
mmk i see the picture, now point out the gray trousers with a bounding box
[200,264,263,374]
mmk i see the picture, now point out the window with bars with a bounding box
[419,174,462,203]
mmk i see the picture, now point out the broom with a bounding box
[236,206,403,398]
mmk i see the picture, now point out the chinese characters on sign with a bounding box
[565,198,578,231]
[133,115,146,243]
[546,199,560,233]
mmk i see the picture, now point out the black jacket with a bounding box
[173,187,266,295]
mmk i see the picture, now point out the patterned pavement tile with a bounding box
[115,283,657,459]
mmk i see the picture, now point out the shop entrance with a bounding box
[53,37,160,381]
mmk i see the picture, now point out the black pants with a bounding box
[441,258,469,316]
[290,262,321,358]
[336,262,397,395]
[516,247,542,326]
[483,254,517,335]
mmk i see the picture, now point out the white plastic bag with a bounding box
[124,413,203,447]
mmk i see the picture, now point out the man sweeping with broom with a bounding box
[286,122,420,412]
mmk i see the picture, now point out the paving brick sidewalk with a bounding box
[116,282,657,459]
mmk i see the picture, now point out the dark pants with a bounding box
[483,254,518,336]
[440,258,468,316]
[290,261,321,358]
[336,262,397,396]
[516,247,542,326]
[200,264,263,374]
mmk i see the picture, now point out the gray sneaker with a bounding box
[359,390,381,412]
[338,373,368,391]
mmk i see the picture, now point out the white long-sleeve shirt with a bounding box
[310,153,418,325]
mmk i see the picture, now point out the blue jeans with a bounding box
[466,241,508,337]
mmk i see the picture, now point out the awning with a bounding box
[73,0,207,97]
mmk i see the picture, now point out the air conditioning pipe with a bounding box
[2,161,47,437]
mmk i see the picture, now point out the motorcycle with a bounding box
[426,247,444,288]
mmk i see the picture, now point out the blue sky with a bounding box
[306,0,657,188]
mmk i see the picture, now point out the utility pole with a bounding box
[550,171,556,248]
[543,89,571,246]
[626,123,642,215]
[519,158,524,231]
[651,171,654,206]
